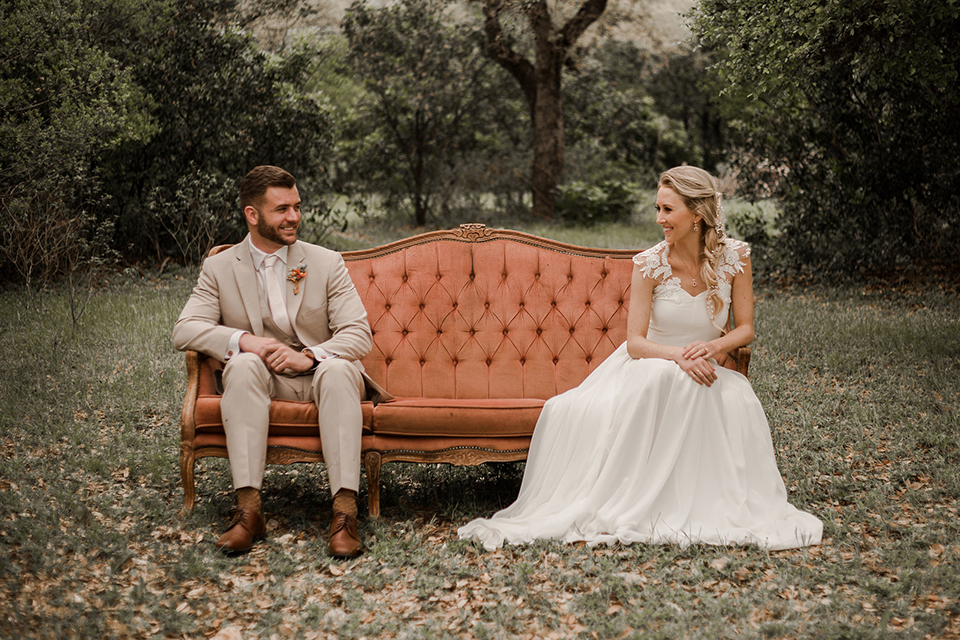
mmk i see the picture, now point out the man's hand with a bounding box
[239,334,314,375]
[261,343,314,375]
[239,334,281,357]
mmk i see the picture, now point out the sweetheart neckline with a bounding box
[664,276,707,299]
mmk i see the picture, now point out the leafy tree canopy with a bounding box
[0,0,154,285]
[692,0,960,276]
[342,0,518,226]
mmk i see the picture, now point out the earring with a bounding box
[694,222,699,232]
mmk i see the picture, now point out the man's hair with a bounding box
[239,166,296,211]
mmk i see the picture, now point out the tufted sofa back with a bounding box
[343,224,638,400]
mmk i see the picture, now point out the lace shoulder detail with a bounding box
[718,238,750,280]
[632,241,671,282]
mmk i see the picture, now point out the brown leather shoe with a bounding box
[328,513,362,558]
[215,508,265,555]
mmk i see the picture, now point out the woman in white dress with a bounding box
[458,166,822,551]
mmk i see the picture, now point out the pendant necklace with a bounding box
[676,250,698,286]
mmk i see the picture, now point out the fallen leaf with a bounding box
[210,627,243,640]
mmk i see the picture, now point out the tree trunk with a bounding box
[530,42,563,220]
[480,0,607,220]
[413,113,427,226]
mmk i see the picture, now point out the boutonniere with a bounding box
[287,263,307,295]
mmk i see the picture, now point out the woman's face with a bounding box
[655,186,701,246]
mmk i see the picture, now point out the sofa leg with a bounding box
[363,451,382,518]
[180,444,196,514]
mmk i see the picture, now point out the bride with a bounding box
[458,166,822,551]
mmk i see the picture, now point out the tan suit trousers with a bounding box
[221,352,365,496]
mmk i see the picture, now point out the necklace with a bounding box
[675,250,699,286]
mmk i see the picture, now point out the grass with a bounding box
[1,225,959,639]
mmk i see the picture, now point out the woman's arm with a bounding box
[624,264,698,361]
[626,264,672,360]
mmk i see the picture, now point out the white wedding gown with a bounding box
[458,240,822,551]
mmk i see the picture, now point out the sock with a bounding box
[332,488,358,518]
[236,487,261,513]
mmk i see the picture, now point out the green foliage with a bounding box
[0,0,339,283]
[562,39,741,183]
[554,180,638,226]
[723,200,779,268]
[99,0,334,264]
[341,0,524,226]
[563,67,689,184]
[0,0,152,286]
[691,0,960,276]
[145,167,241,266]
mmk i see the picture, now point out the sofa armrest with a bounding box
[717,346,751,378]
[180,350,204,444]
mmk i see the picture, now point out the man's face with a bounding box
[246,185,301,252]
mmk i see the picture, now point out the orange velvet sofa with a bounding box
[178,224,749,516]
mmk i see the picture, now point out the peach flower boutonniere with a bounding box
[287,264,307,295]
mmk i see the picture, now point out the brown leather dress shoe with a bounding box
[328,513,362,558]
[215,508,266,555]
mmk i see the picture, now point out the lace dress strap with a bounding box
[633,241,671,283]
[717,238,751,281]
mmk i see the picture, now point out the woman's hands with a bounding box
[676,340,720,386]
[685,340,723,361]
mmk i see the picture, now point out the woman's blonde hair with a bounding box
[659,165,726,324]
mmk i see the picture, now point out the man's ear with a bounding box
[243,206,259,227]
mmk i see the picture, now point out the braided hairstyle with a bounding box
[658,166,726,325]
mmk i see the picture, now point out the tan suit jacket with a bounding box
[173,236,389,401]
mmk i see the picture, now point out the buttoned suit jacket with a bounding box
[173,236,390,402]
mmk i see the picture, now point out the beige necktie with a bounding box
[262,254,293,335]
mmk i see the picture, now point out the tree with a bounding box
[563,39,733,184]
[96,0,335,264]
[0,0,152,287]
[478,0,608,219]
[692,0,960,275]
[341,0,514,226]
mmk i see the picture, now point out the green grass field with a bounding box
[1,224,958,639]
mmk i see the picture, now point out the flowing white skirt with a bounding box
[458,343,822,551]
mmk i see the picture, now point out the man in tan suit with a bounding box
[174,165,381,557]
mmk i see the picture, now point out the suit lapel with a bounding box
[233,237,264,336]
[286,242,306,327]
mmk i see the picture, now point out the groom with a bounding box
[174,165,385,557]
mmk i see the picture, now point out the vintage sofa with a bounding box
[179,224,749,516]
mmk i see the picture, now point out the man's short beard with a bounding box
[257,212,297,246]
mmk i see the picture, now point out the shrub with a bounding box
[554,181,638,226]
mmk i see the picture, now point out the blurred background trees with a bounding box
[692,0,960,276]
[2,0,956,285]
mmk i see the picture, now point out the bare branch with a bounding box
[559,0,608,53]
[478,0,536,108]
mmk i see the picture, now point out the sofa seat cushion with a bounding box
[194,396,374,436]
[371,398,544,437]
